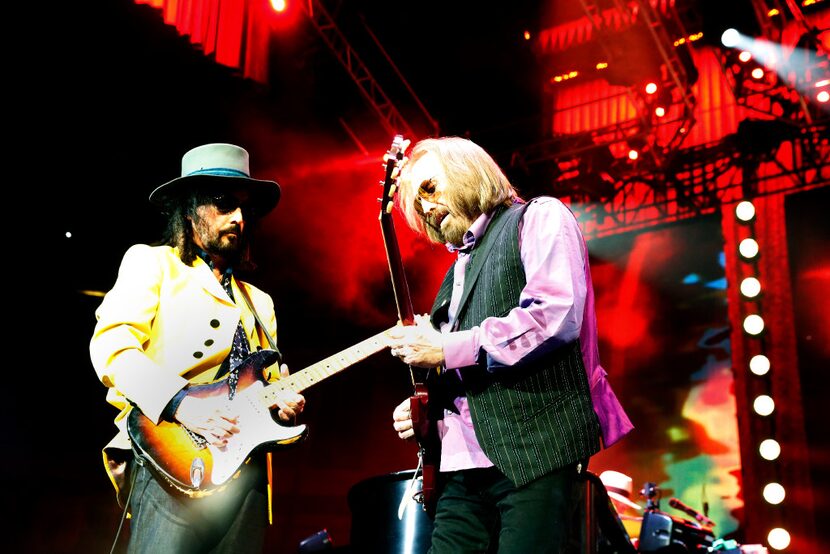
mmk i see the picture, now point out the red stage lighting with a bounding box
[270,0,287,12]
[645,82,658,95]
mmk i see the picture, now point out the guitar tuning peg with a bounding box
[386,202,395,214]
[391,167,400,179]
[379,180,385,186]
[401,139,411,152]
[389,184,397,196]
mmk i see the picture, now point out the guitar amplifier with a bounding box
[637,510,715,553]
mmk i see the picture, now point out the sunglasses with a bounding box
[208,192,263,218]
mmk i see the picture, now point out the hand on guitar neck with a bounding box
[387,314,445,368]
[174,362,306,448]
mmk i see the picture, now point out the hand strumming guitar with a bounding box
[387,314,445,368]
[174,363,305,447]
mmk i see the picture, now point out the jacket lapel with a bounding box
[192,256,235,306]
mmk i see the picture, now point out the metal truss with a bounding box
[302,0,416,139]
[574,0,698,166]
[560,120,830,239]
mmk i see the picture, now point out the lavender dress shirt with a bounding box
[436,197,633,472]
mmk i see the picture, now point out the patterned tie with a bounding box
[217,272,250,399]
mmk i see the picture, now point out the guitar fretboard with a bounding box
[258,328,390,407]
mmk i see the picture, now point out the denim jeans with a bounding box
[126,460,267,554]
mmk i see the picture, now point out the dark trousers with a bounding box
[127,461,267,554]
[429,464,579,554]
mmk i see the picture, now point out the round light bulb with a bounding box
[721,29,740,47]
[763,482,785,504]
[750,354,770,375]
[741,277,761,298]
[735,200,756,222]
[754,394,775,416]
[744,314,765,335]
[739,238,760,259]
[817,90,829,103]
[768,528,791,550]
[759,439,780,460]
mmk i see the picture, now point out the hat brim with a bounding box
[607,491,643,511]
[149,174,281,215]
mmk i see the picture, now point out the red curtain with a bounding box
[135,0,271,83]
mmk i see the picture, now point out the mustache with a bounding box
[221,224,243,236]
[424,209,449,231]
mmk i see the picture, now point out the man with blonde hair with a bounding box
[389,137,632,553]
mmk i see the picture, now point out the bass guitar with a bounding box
[127,329,389,497]
[378,135,441,515]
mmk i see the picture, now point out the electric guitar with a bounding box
[127,329,389,498]
[378,135,440,515]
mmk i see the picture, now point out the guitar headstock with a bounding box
[379,134,409,219]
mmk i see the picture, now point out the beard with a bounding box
[193,219,247,263]
[423,209,470,247]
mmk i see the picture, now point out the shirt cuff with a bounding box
[442,328,480,369]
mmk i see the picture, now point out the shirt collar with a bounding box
[196,248,234,279]
[446,211,494,254]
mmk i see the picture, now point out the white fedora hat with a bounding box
[599,470,642,511]
[149,143,281,215]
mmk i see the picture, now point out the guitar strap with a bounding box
[237,281,282,361]
[236,280,283,525]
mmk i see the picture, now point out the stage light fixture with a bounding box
[741,277,762,298]
[722,29,740,48]
[270,0,287,12]
[654,106,666,117]
[753,394,775,416]
[739,238,760,259]
[751,67,765,79]
[739,51,752,63]
[735,200,756,222]
[744,314,765,335]
[628,149,639,160]
[768,528,791,550]
[763,482,785,504]
[750,354,771,375]
[759,439,781,460]
[818,90,829,103]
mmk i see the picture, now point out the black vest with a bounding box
[430,202,601,487]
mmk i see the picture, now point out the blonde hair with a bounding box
[397,137,518,238]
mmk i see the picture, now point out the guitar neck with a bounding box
[380,212,415,326]
[258,328,390,406]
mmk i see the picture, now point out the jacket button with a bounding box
[204,339,214,346]
[193,351,204,359]
[210,319,220,328]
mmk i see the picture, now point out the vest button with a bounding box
[204,339,214,346]
[193,351,204,359]
[210,319,220,328]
